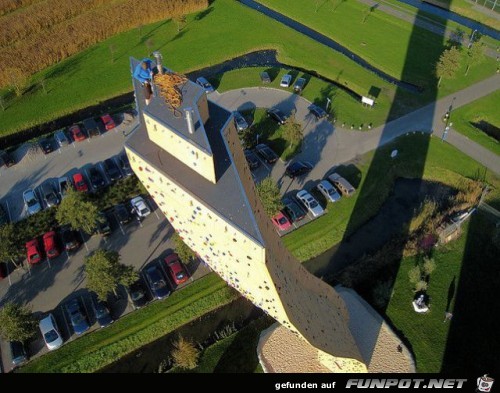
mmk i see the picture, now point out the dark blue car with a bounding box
[65,298,90,335]
[91,296,113,328]
[144,265,171,300]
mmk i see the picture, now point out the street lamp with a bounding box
[326,97,331,113]
[468,29,478,49]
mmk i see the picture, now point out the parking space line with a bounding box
[6,200,11,222]
[119,222,125,236]
[80,230,89,252]
[60,306,72,339]
[6,263,11,286]
[142,271,155,299]
[46,258,52,269]
[81,295,91,324]
[137,216,143,228]
[99,162,110,185]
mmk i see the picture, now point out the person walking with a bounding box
[133,58,154,105]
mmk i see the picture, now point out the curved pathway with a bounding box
[211,73,500,179]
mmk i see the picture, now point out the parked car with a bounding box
[244,149,260,170]
[144,265,171,299]
[114,203,131,225]
[72,172,88,192]
[54,129,70,147]
[317,180,341,203]
[164,253,189,286]
[39,138,54,154]
[26,238,42,264]
[88,166,106,191]
[100,114,116,131]
[285,161,312,178]
[266,108,287,125]
[65,297,90,335]
[327,173,356,196]
[90,296,113,328]
[233,111,249,132]
[255,143,279,164]
[119,153,133,177]
[9,341,28,367]
[0,203,9,225]
[23,189,42,216]
[127,279,149,309]
[296,190,324,217]
[195,77,214,93]
[83,117,101,137]
[0,150,15,167]
[272,211,292,232]
[103,158,122,182]
[130,196,151,219]
[60,227,80,251]
[308,104,328,120]
[43,231,60,259]
[39,314,63,351]
[260,71,271,84]
[282,197,306,223]
[58,176,72,199]
[280,74,292,87]
[95,211,112,236]
[293,77,307,94]
[41,182,59,207]
[69,124,86,142]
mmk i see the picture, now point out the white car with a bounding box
[39,314,63,351]
[280,74,292,88]
[23,188,42,216]
[296,190,324,217]
[317,180,341,203]
[130,196,151,218]
[195,77,214,93]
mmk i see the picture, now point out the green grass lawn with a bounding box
[170,316,273,373]
[385,212,499,372]
[19,273,238,373]
[215,67,384,128]
[283,133,500,261]
[449,89,500,156]
[0,0,393,138]
[258,0,497,91]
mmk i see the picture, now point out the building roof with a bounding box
[126,58,263,246]
[130,58,212,155]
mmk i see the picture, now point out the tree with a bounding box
[414,280,428,293]
[172,232,196,263]
[283,114,303,149]
[85,249,138,301]
[56,188,99,234]
[407,265,421,285]
[0,223,23,267]
[5,67,28,96]
[465,41,484,76]
[171,335,199,370]
[422,257,436,276]
[435,46,462,86]
[0,303,38,342]
[173,15,187,32]
[256,177,284,216]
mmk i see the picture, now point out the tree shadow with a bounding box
[194,6,213,21]
[264,67,280,82]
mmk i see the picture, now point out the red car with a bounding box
[164,253,189,286]
[26,239,43,265]
[72,172,88,192]
[69,125,86,142]
[271,211,292,231]
[43,231,60,259]
[100,114,115,131]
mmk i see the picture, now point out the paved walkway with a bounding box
[211,73,500,176]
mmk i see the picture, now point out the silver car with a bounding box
[23,189,42,215]
[39,314,63,351]
[54,129,69,147]
[317,180,341,203]
[41,182,59,207]
[296,190,324,217]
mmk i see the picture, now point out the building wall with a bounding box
[143,112,216,184]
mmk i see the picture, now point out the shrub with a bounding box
[409,198,437,233]
[422,257,436,276]
[414,280,428,293]
[408,265,422,285]
[171,335,200,370]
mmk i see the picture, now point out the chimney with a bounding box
[185,108,194,134]
[152,51,164,75]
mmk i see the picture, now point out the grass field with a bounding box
[258,0,497,91]
[283,133,500,261]
[0,0,393,138]
[19,273,238,373]
[448,89,500,156]
[385,212,499,372]
[170,316,273,373]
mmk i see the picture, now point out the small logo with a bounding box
[477,375,494,392]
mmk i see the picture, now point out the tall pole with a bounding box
[468,29,478,49]
[326,97,331,113]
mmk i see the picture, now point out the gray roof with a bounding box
[130,58,212,155]
[126,57,263,246]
